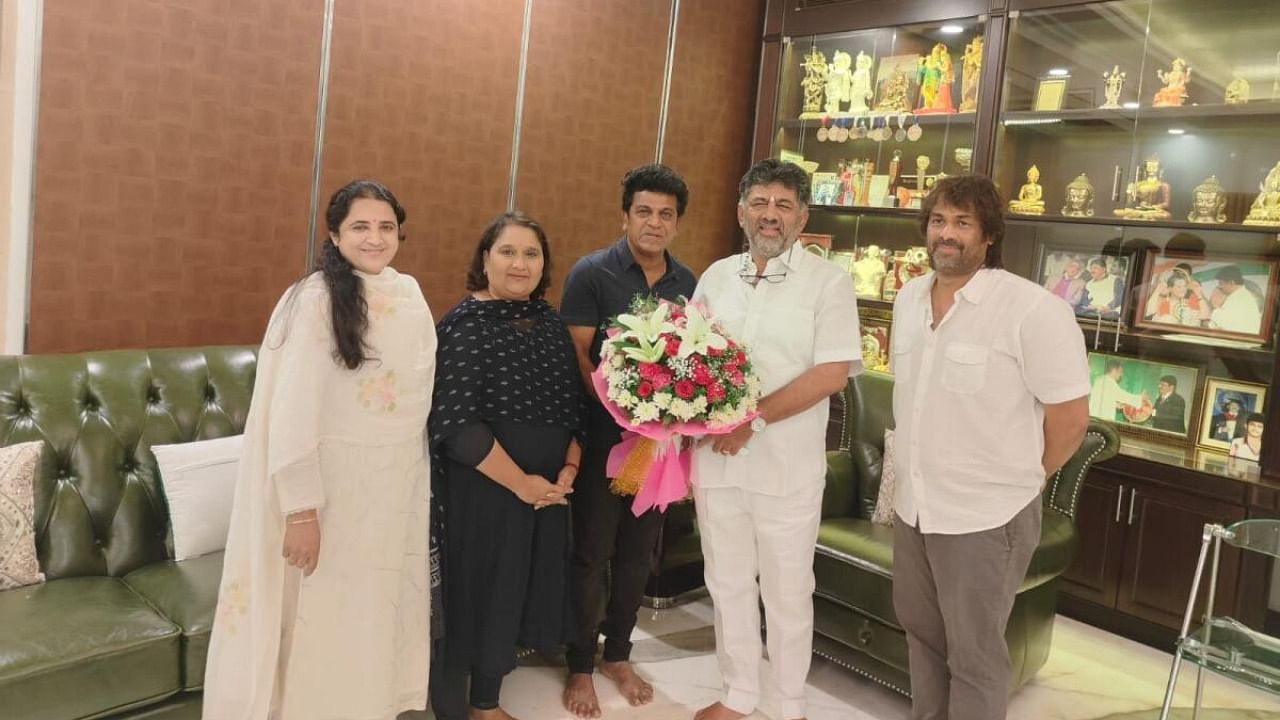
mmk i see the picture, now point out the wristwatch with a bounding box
[750,416,768,433]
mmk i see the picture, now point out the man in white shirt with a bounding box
[891,175,1091,720]
[690,159,861,720]
[1209,265,1262,334]
[1088,360,1145,421]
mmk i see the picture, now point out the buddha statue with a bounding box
[1115,156,1172,220]
[1243,161,1280,226]
[1009,165,1046,215]
[1187,175,1227,224]
[852,245,888,298]
[1225,74,1250,105]
[1061,173,1096,217]
[1152,58,1191,108]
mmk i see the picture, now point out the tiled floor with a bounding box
[406,596,1280,719]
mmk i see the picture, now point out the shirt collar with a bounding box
[611,236,675,276]
[952,267,998,305]
[742,242,803,276]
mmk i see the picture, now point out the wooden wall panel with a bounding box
[320,0,523,317]
[28,0,322,352]
[662,0,766,273]
[514,0,671,303]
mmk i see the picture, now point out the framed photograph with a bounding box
[1197,377,1267,457]
[828,250,857,275]
[1037,248,1131,324]
[1033,77,1068,111]
[873,54,922,113]
[1087,352,1200,442]
[1135,252,1278,345]
[811,172,841,207]
[858,308,892,375]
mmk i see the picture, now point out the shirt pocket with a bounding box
[941,341,989,394]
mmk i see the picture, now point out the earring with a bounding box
[482,268,488,276]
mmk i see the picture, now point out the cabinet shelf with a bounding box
[1002,101,1280,128]
[779,112,977,130]
[811,204,920,219]
[1005,212,1280,237]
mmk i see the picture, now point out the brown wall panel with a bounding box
[28,0,322,352]
[515,0,671,303]
[662,0,766,273]
[320,0,523,317]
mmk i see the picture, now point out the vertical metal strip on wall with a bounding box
[10,0,44,353]
[654,0,681,163]
[505,0,535,212]
[304,0,337,271]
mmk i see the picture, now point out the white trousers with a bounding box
[694,481,824,719]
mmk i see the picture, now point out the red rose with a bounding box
[651,370,673,389]
[674,380,696,400]
[637,381,654,398]
[638,362,660,380]
[729,371,745,388]
[665,338,681,357]
[706,383,726,402]
[735,351,747,365]
[708,346,724,357]
[692,366,713,386]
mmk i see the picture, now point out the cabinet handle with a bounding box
[1115,484,1125,523]
[1127,487,1137,525]
[1111,165,1124,202]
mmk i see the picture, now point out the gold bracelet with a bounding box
[287,516,317,525]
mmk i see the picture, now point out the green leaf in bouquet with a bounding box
[620,336,667,364]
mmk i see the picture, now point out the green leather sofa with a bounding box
[812,372,1119,696]
[0,346,258,720]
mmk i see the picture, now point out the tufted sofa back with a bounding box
[0,346,257,580]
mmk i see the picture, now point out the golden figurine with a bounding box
[915,43,957,114]
[1187,176,1228,224]
[800,48,829,117]
[1008,165,1046,215]
[1152,58,1191,108]
[873,69,912,113]
[1100,65,1126,109]
[959,37,983,113]
[824,50,854,115]
[1115,156,1172,220]
[1225,74,1250,104]
[1243,161,1280,226]
[1061,173,1096,217]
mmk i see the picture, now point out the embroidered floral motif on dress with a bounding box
[358,370,399,413]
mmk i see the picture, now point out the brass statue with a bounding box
[1152,58,1191,108]
[959,37,983,113]
[1008,165,1046,215]
[1243,161,1280,226]
[1061,174,1096,217]
[1187,175,1227,224]
[800,48,828,116]
[1115,156,1172,220]
[874,69,912,113]
[1225,74,1250,105]
[1100,65,1126,109]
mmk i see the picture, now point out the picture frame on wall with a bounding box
[1033,76,1069,111]
[872,54,922,113]
[1087,352,1200,442]
[1036,247,1131,325]
[858,308,892,375]
[1134,252,1278,345]
[1197,377,1267,458]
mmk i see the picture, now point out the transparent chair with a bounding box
[1159,519,1280,720]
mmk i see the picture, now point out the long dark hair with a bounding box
[464,211,553,301]
[321,179,407,369]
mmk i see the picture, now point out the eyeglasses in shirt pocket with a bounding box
[941,342,989,394]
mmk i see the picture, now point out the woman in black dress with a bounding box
[429,212,583,720]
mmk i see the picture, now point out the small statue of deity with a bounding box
[1061,173,1096,217]
[1100,65,1126,109]
[954,147,973,174]
[874,68,912,113]
[1115,155,1172,220]
[852,244,888,298]
[1243,161,1280,226]
[1187,176,1228,223]
[915,43,956,114]
[800,48,828,116]
[1224,74,1250,105]
[959,37,983,113]
[849,51,875,113]
[1152,58,1191,108]
[1009,165,1046,215]
[825,50,854,115]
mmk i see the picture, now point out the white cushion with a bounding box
[153,435,243,561]
[870,429,896,527]
[0,441,45,589]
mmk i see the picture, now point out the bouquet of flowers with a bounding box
[591,297,761,515]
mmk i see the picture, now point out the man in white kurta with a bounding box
[203,268,435,720]
[691,159,861,720]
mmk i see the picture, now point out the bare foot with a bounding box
[468,707,518,720]
[563,672,601,719]
[693,701,748,720]
[600,660,654,707]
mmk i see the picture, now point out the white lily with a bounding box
[616,303,675,345]
[676,303,728,359]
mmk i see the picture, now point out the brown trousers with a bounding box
[892,498,1042,720]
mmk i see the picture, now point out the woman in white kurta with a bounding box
[203,180,436,720]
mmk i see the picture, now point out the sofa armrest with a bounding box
[823,450,857,520]
[1043,420,1120,520]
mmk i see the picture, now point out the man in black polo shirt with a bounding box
[560,164,697,717]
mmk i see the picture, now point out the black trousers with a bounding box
[429,660,504,719]
[565,438,666,674]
